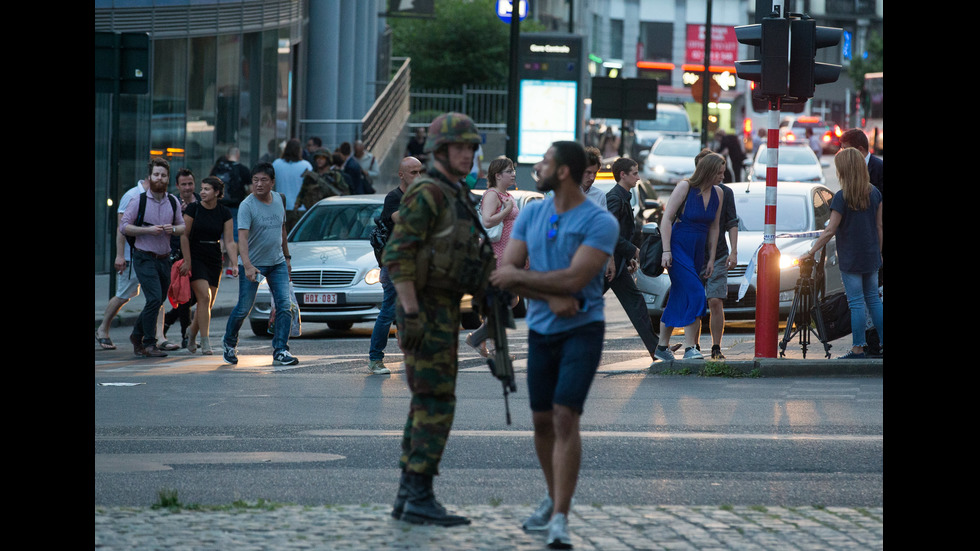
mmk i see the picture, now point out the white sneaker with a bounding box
[546,513,572,549]
[368,360,391,375]
[682,346,703,360]
[653,347,675,362]
[522,495,553,531]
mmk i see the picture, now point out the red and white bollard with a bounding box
[754,102,782,358]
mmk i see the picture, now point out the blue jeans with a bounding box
[840,270,883,349]
[369,266,397,361]
[224,262,292,355]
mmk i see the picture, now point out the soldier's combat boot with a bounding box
[400,472,471,526]
[391,470,410,519]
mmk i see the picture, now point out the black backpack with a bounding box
[212,159,248,206]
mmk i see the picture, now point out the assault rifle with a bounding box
[482,286,517,424]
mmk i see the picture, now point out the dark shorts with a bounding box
[526,321,604,414]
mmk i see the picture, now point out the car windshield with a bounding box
[652,140,701,156]
[290,203,383,242]
[755,147,817,166]
[634,112,690,132]
[734,193,809,232]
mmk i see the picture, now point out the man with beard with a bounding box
[490,141,618,548]
[383,113,495,527]
[120,157,185,357]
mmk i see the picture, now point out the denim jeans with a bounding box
[840,270,883,349]
[224,262,292,355]
[131,250,171,348]
[369,266,397,361]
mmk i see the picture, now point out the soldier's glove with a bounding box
[400,313,424,352]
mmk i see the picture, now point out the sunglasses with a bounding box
[547,214,559,240]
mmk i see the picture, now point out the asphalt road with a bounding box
[95,309,882,509]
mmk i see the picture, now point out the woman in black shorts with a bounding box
[179,176,237,354]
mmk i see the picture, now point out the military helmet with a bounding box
[423,112,481,153]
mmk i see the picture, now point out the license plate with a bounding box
[303,293,338,305]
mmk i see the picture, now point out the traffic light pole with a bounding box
[755,97,782,358]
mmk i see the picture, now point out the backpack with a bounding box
[211,159,248,206]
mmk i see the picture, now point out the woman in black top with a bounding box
[179,176,237,354]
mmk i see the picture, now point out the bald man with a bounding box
[368,157,425,375]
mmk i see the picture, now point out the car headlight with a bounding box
[779,255,800,271]
[365,267,381,285]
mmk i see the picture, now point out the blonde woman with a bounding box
[800,147,883,358]
[654,153,725,361]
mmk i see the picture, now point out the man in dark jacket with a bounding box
[604,157,660,364]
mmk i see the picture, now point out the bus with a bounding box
[861,72,883,154]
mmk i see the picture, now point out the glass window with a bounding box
[187,36,217,180]
[639,22,672,61]
[291,203,384,242]
[215,34,243,164]
[609,19,623,59]
[735,194,809,232]
[151,38,187,171]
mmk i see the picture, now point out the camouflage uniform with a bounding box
[383,167,493,476]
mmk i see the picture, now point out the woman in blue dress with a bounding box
[654,152,726,361]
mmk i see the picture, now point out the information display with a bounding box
[518,80,578,164]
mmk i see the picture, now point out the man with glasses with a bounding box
[367,156,424,375]
[490,141,618,549]
[221,162,298,367]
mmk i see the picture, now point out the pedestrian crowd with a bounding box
[97,110,882,549]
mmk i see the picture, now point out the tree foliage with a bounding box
[846,30,883,91]
[391,0,544,90]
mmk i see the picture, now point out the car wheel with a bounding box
[327,321,354,331]
[460,310,481,330]
[250,319,272,338]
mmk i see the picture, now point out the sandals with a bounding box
[95,332,116,350]
[158,340,181,351]
[465,333,490,358]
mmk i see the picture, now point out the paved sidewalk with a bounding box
[94,503,882,550]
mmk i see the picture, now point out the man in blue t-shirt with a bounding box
[490,141,618,549]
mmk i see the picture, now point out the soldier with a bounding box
[382,113,495,526]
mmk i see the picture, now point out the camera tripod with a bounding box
[779,250,832,359]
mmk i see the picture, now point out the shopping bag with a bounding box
[268,281,302,337]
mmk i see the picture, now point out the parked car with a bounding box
[779,116,841,154]
[248,195,385,336]
[641,135,702,191]
[459,188,546,329]
[746,144,827,185]
[631,104,694,157]
[635,181,843,324]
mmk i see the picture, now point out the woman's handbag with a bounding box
[480,192,504,243]
[639,227,665,278]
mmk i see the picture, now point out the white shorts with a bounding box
[115,262,142,299]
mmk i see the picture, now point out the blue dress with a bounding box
[661,186,719,328]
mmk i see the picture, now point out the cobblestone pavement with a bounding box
[95,503,882,550]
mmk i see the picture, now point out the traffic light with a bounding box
[788,18,842,100]
[735,17,789,97]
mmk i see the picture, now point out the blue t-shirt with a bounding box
[512,197,619,335]
[830,187,882,274]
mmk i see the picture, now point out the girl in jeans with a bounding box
[801,148,883,358]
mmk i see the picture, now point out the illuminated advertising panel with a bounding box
[518,79,578,164]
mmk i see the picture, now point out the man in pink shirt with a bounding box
[119,158,185,357]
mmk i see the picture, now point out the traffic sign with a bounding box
[496,0,527,24]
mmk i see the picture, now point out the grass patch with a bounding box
[151,489,289,512]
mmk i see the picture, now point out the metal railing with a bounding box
[408,85,508,129]
[299,58,412,168]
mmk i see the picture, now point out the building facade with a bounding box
[94,0,384,273]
